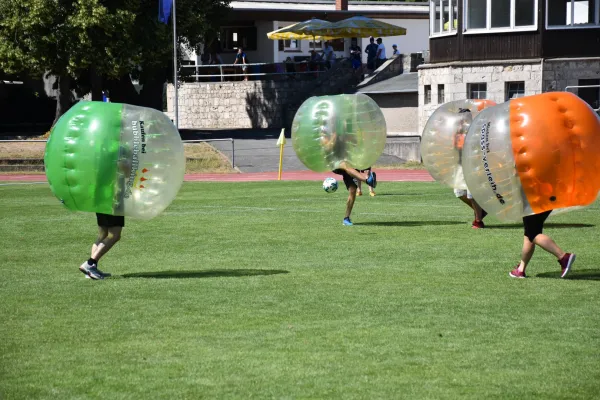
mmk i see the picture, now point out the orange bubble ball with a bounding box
[510,92,600,214]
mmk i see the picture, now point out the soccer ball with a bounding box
[323,177,338,193]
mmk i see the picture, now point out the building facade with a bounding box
[183,0,430,65]
[418,0,600,133]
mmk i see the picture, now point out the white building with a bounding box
[184,0,429,65]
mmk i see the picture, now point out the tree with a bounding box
[0,0,229,123]
[108,0,229,111]
[0,0,136,122]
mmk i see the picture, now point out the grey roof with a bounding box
[355,72,418,94]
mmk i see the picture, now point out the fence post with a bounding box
[231,139,235,168]
[220,66,224,82]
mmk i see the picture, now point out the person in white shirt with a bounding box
[375,38,386,69]
[323,41,335,68]
[392,44,400,57]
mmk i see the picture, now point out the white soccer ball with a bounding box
[323,177,338,193]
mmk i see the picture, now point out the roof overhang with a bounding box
[227,0,428,22]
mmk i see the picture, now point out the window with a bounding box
[278,27,301,51]
[547,0,600,28]
[221,27,257,51]
[468,83,487,99]
[492,0,511,28]
[284,39,300,51]
[467,0,487,29]
[516,0,536,26]
[578,79,600,110]
[430,0,459,36]
[425,85,432,104]
[506,81,525,100]
[464,0,538,32]
[309,39,322,51]
[438,84,445,103]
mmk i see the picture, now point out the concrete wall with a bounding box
[366,92,418,135]
[417,60,544,134]
[384,136,421,162]
[249,20,277,64]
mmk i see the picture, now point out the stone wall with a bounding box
[166,61,360,130]
[417,59,543,134]
[542,57,600,93]
[166,81,301,129]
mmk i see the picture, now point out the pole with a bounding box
[276,128,286,180]
[173,0,179,129]
[278,144,284,180]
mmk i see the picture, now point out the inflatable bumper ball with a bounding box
[44,101,186,219]
[291,94,387,172]
[462,92,600,221]
[421,99,496,190]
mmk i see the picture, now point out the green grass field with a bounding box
[1,181,600,399]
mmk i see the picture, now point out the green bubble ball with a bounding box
[44,101,185,219]
[291,94,387,172]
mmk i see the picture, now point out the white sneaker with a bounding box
[79,262,104,280]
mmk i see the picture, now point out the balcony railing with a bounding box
[180,60,336,83]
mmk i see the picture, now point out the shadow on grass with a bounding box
[485,223,595,229]
[354,220,463,227]
[120,269,289,279]
[536,269,600,281]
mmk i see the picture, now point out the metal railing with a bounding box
[181,60,332,82]
[0,138,236,169]
[565,85,600,112]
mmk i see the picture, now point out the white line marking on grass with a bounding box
[0,182,47,186]
[167,206,468,219]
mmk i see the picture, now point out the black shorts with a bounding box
[96,213,125,227]
[332,169,358,190]
[523,210,551,242]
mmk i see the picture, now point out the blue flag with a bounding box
[159,0,173,24]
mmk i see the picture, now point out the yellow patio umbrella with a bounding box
[267,18,336,44]
[311,16,407,38]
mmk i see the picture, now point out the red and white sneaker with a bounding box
[509,267,527,278]
[559,253,575,278]
[472,220,485,229]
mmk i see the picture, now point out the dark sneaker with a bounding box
[366,171,377,188]
[472,220,485,229]
[559,253,575,278]
[343,217,353,226]
[509,267,526,278]
[79,262,104,280]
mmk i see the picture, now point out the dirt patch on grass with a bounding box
[0,142,46,159]
[0,140,237,174]
[184,143,237,173]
